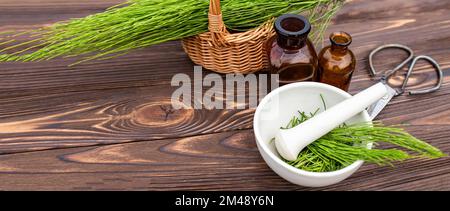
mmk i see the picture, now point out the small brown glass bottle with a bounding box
[318,32,356,91]
[268,14,319,85]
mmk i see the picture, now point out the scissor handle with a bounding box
[368,44,414,77]
[399,55,443,95]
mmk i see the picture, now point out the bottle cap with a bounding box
[274,14,311,49]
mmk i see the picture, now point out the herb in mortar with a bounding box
[0,0,343,64]
[274,96,446,172]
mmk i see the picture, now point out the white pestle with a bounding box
[275,82,388,161]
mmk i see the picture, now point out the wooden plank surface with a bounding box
[0,125,448,191]
[0,0,449,190]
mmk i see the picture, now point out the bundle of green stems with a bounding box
[277,96,445,172]
[0,0,343,64]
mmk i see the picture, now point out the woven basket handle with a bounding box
[209,0,221,16]
[208,0,226,32]
[208,0,228,45]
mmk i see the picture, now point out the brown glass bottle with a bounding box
[318,32,356,91]
[268,14,318,85]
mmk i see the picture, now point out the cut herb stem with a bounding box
[279,96,445,172]
[0,0,343,64]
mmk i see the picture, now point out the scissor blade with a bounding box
[367,83,397,120]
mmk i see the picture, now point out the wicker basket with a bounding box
[182,0,275,74]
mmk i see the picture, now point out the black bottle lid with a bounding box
[274,14,311,49]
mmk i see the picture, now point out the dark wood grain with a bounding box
[0,125,448,191]
[0,82,448,154]
[0,0,448,98]
[0,0,448,153]
[0,0,449,190]
[0,85,257,153]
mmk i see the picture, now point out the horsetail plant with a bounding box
[0,0,344,65]
[276,96,446,172]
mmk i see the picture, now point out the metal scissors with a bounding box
[366,44,444,120]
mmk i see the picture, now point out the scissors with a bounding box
[366,44,444,120]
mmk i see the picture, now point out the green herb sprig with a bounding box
[0,0,343,64]
[276,95,446,172]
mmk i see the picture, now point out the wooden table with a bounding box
[0,0,449,191]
